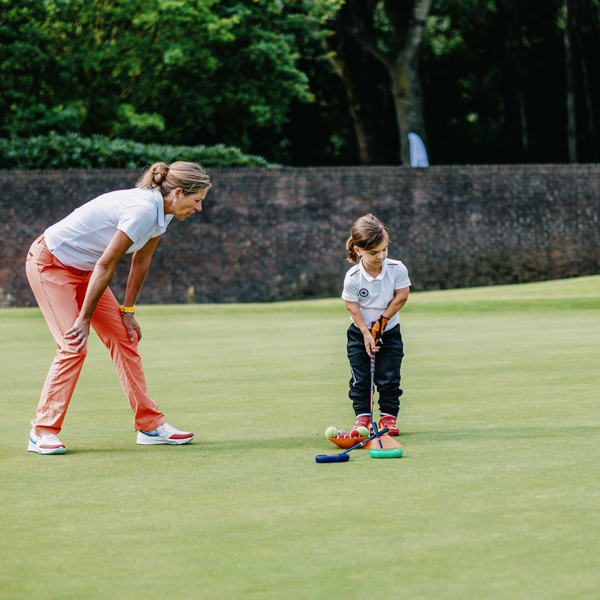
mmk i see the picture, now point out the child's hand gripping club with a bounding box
[370,314,389,347]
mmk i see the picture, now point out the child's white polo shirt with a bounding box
[45,188,173,270]
[341,258,411,331]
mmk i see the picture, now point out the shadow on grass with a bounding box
[61,436,312,455]
[63,447,149,455]
[193,436,315,451]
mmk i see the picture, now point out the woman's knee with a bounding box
[57,345,88,360]
[98,328,139,351]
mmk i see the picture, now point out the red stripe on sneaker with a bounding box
[39,444,65,449]
[169,433,193,440]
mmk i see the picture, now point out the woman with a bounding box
[25,161,210,454]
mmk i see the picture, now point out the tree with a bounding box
[0,0,82,136]
[563,0,577,162]
[323,8,398,164]
[0,0,341,153]
[325,0,432,165]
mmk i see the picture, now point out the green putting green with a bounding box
[1,276,600,599]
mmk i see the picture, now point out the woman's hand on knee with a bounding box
[122,314,142,342]
[65,317,91,352]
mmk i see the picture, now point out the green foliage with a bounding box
[9,0,600,164]
[112,105,166,143]
[0,132,276,168]
[0,0,342,158]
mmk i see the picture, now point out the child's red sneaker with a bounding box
[379,415,400,436]
[352,414,373,434]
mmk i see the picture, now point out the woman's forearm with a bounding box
[124,257,152,307]
[123,236,161,307]
[78,230,135,321]
[79,263,117,320]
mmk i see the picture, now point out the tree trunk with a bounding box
[475,0,486,144]
[325,9,400,165]
[327,44,373,165]
[516,89,529,156]
[579,50,597,161]
[326,0,431,165]
[389,51,427,165]
[503,0,529,159]
[572,0,596,160]
[563,0,577,162]
[387,0,431,164]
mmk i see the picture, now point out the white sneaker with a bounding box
[27,428,66,455]
[136,422,194,445]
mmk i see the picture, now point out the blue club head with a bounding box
[315,454,350,463]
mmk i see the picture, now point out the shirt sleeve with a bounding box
[117,206,156,244]
[341,270,360,302]
[395,262,412,290]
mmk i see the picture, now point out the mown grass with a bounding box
[1,276,600,599]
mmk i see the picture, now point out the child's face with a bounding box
[355,237,388,270]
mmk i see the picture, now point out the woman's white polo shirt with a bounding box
[45,188,173,270]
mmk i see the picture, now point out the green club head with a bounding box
[369,448,403,459]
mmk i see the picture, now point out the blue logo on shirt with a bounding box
[359,288,369,297]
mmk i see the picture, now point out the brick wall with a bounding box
[1,165,599,307]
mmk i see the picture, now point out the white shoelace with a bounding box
[39,433,61,444]
[159,423,177,435]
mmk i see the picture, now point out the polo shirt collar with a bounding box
[359,258,387,281]
[153,188,165,227]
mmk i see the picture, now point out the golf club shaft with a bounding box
[373,420,384,449]
[369,352,375,432]
[340,427,389,455]
[369,352,383,448]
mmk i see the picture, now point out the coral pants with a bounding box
[25,235,165,435]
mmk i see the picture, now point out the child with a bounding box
[341,214,411,436]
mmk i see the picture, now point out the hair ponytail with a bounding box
[346,236,360,263]
[346,214,389,264]
[137,161,211,196]
[136,162,169,188]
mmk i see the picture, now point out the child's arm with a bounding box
[371,287,411,343]
[382,286,410,319]
[344,301,379,355]
[349,287,410,354]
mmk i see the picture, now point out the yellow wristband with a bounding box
[120,305,135,315]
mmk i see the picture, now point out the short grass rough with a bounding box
[1,276,600,600]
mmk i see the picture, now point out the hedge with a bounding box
[0,132,276,169]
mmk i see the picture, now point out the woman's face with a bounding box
[169,188,208,221]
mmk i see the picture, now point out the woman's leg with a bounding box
[26,238,89,435]
[90,287,165,432]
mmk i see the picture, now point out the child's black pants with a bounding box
[347,323,404,417]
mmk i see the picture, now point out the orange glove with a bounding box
[370,315,389,346]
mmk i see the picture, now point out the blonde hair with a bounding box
[346,214,389,264]
[136,161,211,196]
